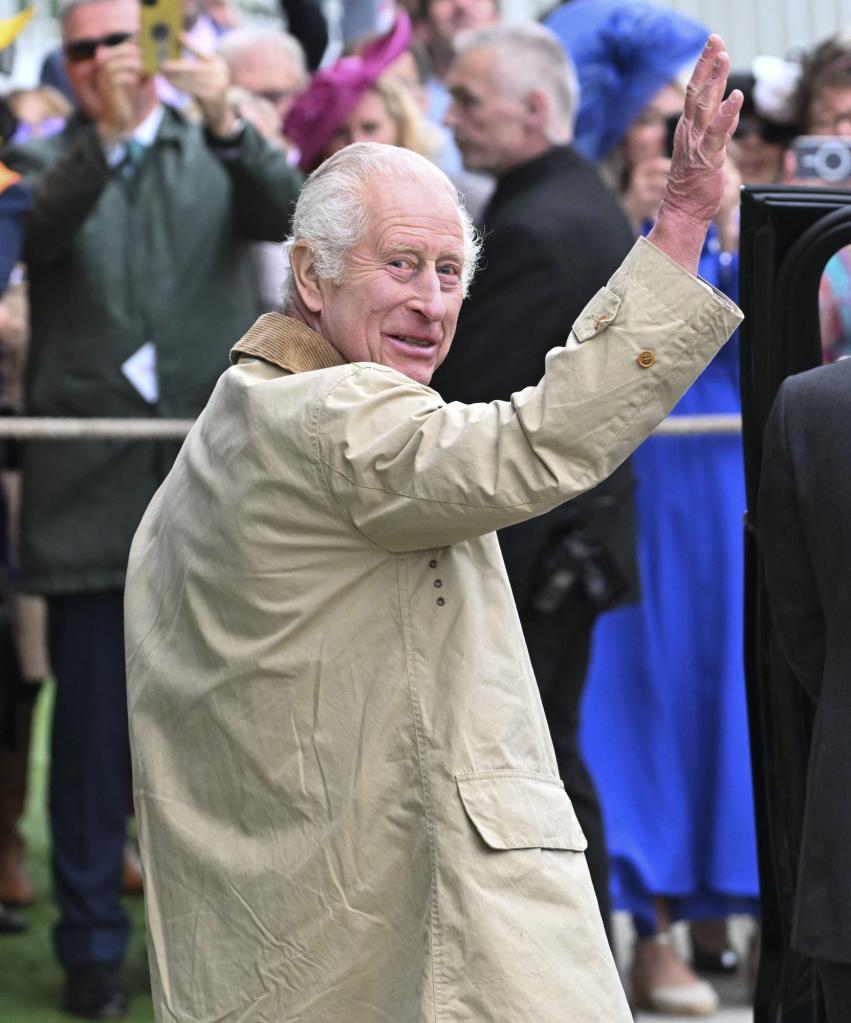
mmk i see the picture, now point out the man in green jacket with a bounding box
[3,0,301,1015]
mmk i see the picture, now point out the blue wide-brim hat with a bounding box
[545,0,708,162]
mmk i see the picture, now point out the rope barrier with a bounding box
[653,414,742,436]
[0,418,194,440]
[0,414,743,440]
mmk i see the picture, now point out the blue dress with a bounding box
[579,228,760,931]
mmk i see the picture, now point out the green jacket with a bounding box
[4,107,301,594]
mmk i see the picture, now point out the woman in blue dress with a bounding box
[579,225,760,1011]
[547,0,761,1014]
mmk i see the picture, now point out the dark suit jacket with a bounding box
[431,145,638,612]
[759,357,851,963]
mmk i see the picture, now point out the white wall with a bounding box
[566,0,851,70]
[511,0,851,69]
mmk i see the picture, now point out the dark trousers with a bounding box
[521,588,613,947]
[815,959,851,1023]
[48,590,129,970]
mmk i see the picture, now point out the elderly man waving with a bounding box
[126,36,742,1023]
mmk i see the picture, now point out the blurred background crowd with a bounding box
[0,0,850,1019]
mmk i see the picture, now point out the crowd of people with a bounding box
[0,0,847,1019]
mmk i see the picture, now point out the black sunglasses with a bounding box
[64,31,134,64]
[733,116,791,146]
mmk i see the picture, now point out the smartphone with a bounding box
[793,136,851,184]
[140,0,183,75]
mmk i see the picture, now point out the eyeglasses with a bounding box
[64,31,134,64]
[254,88,300,108]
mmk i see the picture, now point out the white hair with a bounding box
[59,0,114,29]
[454,23,580,143]
[281,144,481,309]
[218,27,306,81]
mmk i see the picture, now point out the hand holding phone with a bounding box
[161,37,235,139]
[94,39,146,142]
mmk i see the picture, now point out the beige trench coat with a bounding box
[126,238,742,1023]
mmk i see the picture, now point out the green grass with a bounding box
[0,682,155,1022]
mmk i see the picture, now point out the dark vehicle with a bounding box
[740,184,851,1023]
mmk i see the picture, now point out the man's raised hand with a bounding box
[648,35,743,273]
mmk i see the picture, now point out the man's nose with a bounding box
[93,42,114,64]
[410,268,447,321]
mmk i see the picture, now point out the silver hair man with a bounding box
[281,144,481,309]
[218,26,307,124]
[454,22,579,143]
[218,26,307,83]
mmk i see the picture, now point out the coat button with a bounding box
[436,597,445,606]
[434,579,443,588]
[429,559,438,569]
[637,350,655,368]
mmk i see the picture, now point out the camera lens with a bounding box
[815,140,851,182]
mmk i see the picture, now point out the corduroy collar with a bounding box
[230,312,347,375]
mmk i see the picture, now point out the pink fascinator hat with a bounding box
[284,11,412,173]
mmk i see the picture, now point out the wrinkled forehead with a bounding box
[62,0,139,40]
[361,171,465,254]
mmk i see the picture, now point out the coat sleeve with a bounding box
[758,381,825,700]
[208,121,302,241]
[315,237,742,552]
[4,124,111,264]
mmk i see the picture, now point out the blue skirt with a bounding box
[579,335,759,931]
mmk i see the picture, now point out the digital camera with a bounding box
[793,136,851,184]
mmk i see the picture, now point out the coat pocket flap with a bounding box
[456,771,587,851]
[571,286,623,344]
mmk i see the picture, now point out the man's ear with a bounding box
[290,241,324,313]
[523,88,549,131]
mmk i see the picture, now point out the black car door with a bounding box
[740,184,851,1023]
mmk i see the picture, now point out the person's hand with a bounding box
[623,156,670,233]
[161,36,235,139]
[648,35,743,273]
[0,298,25,351]
[94,40,146,144]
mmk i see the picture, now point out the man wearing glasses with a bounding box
[3,0,301,1017]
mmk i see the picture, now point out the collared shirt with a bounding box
[102,104,165,169]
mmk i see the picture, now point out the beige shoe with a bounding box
[632,932,720,1016]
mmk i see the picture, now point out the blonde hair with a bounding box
[370,74,437,159]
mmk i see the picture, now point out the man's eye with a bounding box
[438,264,460,277]
[389,258,412,270]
